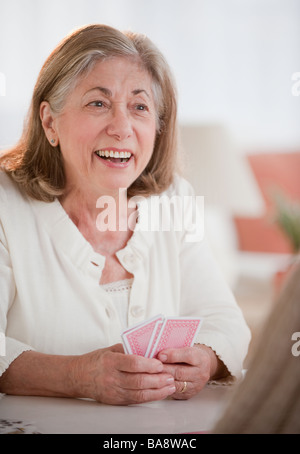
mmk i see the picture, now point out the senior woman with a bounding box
[0,24,250,405]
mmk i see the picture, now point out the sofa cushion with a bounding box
[234,152,300,253]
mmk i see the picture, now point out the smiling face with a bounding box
[42,57,157,199]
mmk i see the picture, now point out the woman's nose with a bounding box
[105,105,133,141]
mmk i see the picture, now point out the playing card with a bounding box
[121,314,203,358]
[148,317,203,358]
[121,314,164,356]
[144,319,164,358]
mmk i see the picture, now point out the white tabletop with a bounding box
[0,385,233,434]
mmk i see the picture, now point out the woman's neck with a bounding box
[58,186,137,253]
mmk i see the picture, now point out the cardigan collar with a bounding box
[28,195,154,280]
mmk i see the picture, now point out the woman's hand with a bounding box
[71,343,176,405]
[157,344,228,400]
[0,344,225,405]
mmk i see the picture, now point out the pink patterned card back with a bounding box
[122,315,163,356]
[149,317,202,358]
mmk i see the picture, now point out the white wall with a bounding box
[0,0,300,151]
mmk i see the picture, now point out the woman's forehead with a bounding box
[77,57,153,94]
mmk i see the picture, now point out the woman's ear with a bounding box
[40,101,59,146]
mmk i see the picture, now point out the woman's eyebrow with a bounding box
[132,89,151,98]
[86,87,150,98]
[86,87,112,97]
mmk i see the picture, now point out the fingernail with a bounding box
[159,354,167,362]
[157,363,164,372]
[168,385,176,394]
[167,377,174,383]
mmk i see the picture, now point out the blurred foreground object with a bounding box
[213,263,300,434]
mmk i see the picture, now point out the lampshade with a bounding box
[179,124,264,216]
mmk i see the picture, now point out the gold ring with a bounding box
[179,381,188,393]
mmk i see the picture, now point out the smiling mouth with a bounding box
[95,150,132,163]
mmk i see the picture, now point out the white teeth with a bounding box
[96,150,132,159]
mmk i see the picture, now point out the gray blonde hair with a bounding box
[0,24,178,201]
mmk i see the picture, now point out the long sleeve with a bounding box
[178,180,251,381]
[0,218,33,377]
[180,237,251,381]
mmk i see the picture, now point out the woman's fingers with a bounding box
[81,344,176,405]
[156,346,212,400]
[114,349,165,374]
[120,383,176,405]
[100,368,176,405]
[158,346,204,366]
[109,348,176,403]
[121,370,175,390]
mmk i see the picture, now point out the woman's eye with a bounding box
[135,104,149,112]
[88,100,104,107]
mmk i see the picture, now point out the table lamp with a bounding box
[178,123,265,286]
[179,124,264,216]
